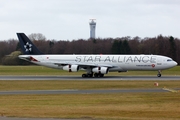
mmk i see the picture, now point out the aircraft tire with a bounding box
[87,74,93,77]
[99,74,104,77]
[157,74,161,77]
[94,73,104,77]
[94,73,98,77]
[82,74,87,78]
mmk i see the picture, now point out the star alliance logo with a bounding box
[24,42,32,52]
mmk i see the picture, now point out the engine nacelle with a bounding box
[92,67,109,74]
[63,65,79,72]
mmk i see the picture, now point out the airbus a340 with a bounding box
[17,33,177,78]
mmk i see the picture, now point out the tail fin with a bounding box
[17,33,42,55]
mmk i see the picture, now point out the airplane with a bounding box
[17,33,177,78]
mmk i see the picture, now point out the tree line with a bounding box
[1,33,180,65]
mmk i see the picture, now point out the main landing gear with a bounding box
[82,73,104,78]
[157,70,161,77]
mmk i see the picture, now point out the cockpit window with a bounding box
[167,59,173,62]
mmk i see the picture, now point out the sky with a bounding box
[0,0,180,40]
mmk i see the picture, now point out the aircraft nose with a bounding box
[173,61,178,66]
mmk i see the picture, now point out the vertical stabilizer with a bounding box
[17,33,42,55]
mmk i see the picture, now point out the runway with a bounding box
[0,89,168,95]
[0,75,180,80]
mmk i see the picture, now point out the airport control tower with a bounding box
[89,19,96,39]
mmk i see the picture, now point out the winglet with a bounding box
[17,33,42,55]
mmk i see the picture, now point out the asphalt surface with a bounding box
[0,89,167,95]
[0,75,180,80]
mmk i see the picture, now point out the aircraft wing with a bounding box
[53,61,114,68]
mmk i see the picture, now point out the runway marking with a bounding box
[162,87,179,93]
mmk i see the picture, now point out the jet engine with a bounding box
[92,67,109,74]
[63,65,79,72]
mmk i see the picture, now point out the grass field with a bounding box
[0,93,180,120]
[0,66,180,120]
[0,80,180,91]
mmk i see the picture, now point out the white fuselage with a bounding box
[19,54,177,72]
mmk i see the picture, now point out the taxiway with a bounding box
[0,89,167,95]
[0,75,180,80]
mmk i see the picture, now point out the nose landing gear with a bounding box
[157,70,161,77]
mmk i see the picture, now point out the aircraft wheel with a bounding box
[87,74,93,78]
[94,73,104,77]
[94,73,98,77]
[157,74,161,77]
[82,74,87,78]
[99,74,104,77]
[157,70,162,77]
